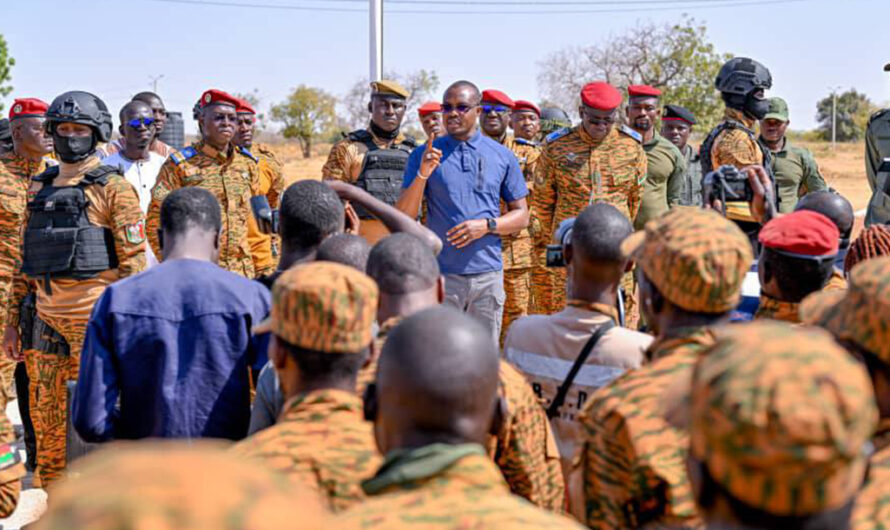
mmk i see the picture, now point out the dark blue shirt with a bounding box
[73,259,271,442]
[403,131,527,275]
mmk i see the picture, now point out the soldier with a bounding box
[538,107,572,140]
[532,81,646,316]
[417,101,444,139]
[34,442,327,530]
[337,306,582,528]
[362,234,565,512]
[0,119,11,154]
[511,100,541,141]
[147,89,271,278]
[235,97,285,268]
[4,91,146,486]
[322,80,416,244]
[800,257,890,528]
[845,223,890,275]
[795,190,854,287]
[687,321,876,529]
[576,208,752,528]
[231,261,382,513]
[760,97,827,212]
[755,210,838,322]
[865,62,890,226]
[627,85,685,229]
[701,57,773,246]
[660,104,702,206]
[479,89,541,340]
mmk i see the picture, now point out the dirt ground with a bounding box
[270,139,871,235]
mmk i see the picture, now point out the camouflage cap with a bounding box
[690,321,877,516]
[621,208,753,313]
[33,441,326,530]
[253,261,378,354]
[801,255,890,364]
[764,96,789,122]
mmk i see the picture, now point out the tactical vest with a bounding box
[350,130,416,219]
[22,165,119,285]
[699,118,776,207]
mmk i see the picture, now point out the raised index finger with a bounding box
[426,132,437,152]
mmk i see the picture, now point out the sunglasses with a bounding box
[126,117,156,129]
[481,104,510,115]
[442,103,477,115]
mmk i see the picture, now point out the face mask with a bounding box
[53,131,96,163]
[744,92,770,121]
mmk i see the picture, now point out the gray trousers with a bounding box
[444,270,505,345]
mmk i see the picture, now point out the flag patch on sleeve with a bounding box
[125,220,146,244]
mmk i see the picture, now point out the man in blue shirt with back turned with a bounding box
[397,80,529,343]
[73,187,271,442]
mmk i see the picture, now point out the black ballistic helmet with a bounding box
[540,107,571,125]
[45,91,113,142]
[715,58,772,96]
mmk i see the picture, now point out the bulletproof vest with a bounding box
[699,118,776,204]
[350,130,416,219]
[22,165,119,283]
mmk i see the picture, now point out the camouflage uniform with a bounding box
[707,108,765,223]
[356,315,565,512]
[799,257,890,529]
[689,321,877,518]
[532,125,646,316]
[248,143,286,266]
[11,156,146,486]
[753,293,800,323]
[33,442,327,530]
[231,389,380,512]
[147,141,269,277]
[575,208,752,528]
[337,447,583,528]
[634,133,686,229]
[0,385,24,518]
[501,135,541,339]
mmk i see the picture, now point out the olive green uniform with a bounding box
[865,109,890,226]
[634,133,685,229]
[765,137,826,213]
[677,144,702,207]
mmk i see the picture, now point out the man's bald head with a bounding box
[119,100,152,125]
[376,306,499,452]
[317,234,371,272]
[571,202,634,262]
[367,234,439,295]
[444,80,481,105]
[795,191,854,241]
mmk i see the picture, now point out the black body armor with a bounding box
[349,130,416,219]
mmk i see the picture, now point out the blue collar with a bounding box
[444,130,482,150]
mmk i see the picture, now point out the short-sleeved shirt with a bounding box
[102,151,167,213]
[402,131,528,275]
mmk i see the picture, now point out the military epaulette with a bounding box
[170,146,198,165]
[515,137,540,147]
[238,146,259,163]
[619,125,643,143]
[545,127,571,144]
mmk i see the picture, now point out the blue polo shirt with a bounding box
[403,131,527,275]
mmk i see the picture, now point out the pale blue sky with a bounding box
[3,0,889,134]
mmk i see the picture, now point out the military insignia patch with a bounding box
[125,220,146,244]
[12,104,22,114]
[0,443,21,470]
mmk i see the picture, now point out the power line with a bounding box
[148,0,813,14]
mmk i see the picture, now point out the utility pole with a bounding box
[149,74,165,93]
[832,90,837,149]
[369,0,383,82]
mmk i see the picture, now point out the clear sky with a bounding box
[3,0,889,134]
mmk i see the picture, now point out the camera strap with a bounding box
[546,320,615,420]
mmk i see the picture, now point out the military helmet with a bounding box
[540,107,571,125]
[45,91,113,143]
[715,57,772,96]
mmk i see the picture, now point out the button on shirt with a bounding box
[403,131,528,275]
[101,151,167,213]
[73,259,271,442]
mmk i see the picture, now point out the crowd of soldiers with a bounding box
[0,53,887,528]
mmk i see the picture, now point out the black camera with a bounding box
[703,165,752,212]
[545,218,575,267]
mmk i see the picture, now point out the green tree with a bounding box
[815,89,875,142]
[0,34,15,113]
[234,89,268,132]
[270,85,337,158]
[537,16,730,132]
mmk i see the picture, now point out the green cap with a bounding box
[764,97,789,122]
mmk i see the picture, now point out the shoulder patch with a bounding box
[171,146,198,165]
[0,443,20,471]
[515,137,540,147]
[238,146,259,163]
[619,125,643,143]
[125,220,147,245]
[545,127,571,144]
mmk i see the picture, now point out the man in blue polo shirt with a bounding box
[397,80,529,342]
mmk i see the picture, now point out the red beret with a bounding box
[513,100,541,117]
[417,101,442,117]
[481,89,515,109]
[627,85,662,98]
[580,82,622,111]
[235,98,256,115]
[759,210,840,259]
[199,89,239,109]
[9,98,49,120]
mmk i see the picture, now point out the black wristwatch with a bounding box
[487,218,497,233]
